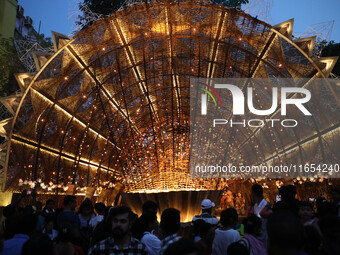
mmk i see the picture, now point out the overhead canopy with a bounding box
[1,0,339,195]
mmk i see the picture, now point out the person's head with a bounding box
[227,242,249,255]
[251,184,263,204]
[243,214,262,237]
[267,210,304,254]
[140,211,158,231]
[163,238,200,255]
[193,219,205,236]
[142,200,158,215]
[3,204,17,218]
[220,208,238,229]
[298,201,313,223]
[36,201,43,213]
[21,233,53,255]
[108,206,134,240]
[330,188,340,204]
[44,216,54,232]
[78,198,94,216]
[197,222,215,245]
[63,195,77,211]
[279,185,296,202]
[45,199,55,211]
[201,199,215,214]
[94,202,106,215]
[131,211,158,240]
[160,208,181,237]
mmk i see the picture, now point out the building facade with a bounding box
[15,4,38,39]
[0,0,17,39]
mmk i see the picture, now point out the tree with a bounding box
[0,32,51,97]
[81,0,250,13]
[321,40,340,77]
[0,37,23,97]
[33,33,53,49]
[82,0,125,15]
[215,0,249,8]
[76,0,250,30]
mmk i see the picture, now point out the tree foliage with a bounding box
[322,40,340,76]
[215,0,249,8]
[32,33,53,49]
[82,0,125,15]
[0,32,51,97]
[79,0,249,18]
[0,37,23,97]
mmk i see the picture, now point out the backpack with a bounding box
[238,238,253,255]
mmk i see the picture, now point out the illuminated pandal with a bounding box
[0,0,339,218]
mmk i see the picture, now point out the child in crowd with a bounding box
[42,216,58,242]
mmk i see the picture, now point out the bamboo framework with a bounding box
[0,0,339,195]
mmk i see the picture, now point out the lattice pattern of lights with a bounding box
[0,0,339,194]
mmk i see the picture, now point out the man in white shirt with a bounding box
[246,184,272,248]
[212,208,240,255]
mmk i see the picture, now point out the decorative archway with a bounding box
[0,1,339,218]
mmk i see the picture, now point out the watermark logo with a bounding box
[190,78,340,179]
[201,84,312,116]
[199,83,223,115]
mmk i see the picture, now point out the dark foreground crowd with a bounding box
[0,184,339,255]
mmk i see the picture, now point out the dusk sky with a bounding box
[20,0,340,42]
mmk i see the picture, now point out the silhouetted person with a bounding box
[43,199,55,218]
[54,222,84,255]
[22,233,53,255]
[1,207,37,255]
[330,188,340,218]
[77,198,95,251]
[57,195,79,230]
[242,214,267,255]
[89,203,106,229]
[91,206,113,246]
[192,199,219,227]
[142,201,158,216]
[273,185,299,215]
[212,208,240,255]
[267,210,304,255]
[140,200,160,239]
[134,211,161,255]
[318,214,340,255]
[159,208,181,255]
[42,215,58,241]
[298,201,316,226]
[195,221,215,255]
[247,184,272,247]
[35,201,45,231]
[304,225,322,255]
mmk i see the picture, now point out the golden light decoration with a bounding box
[0,0,339,198]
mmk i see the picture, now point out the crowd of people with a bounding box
[0,184,339,255]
